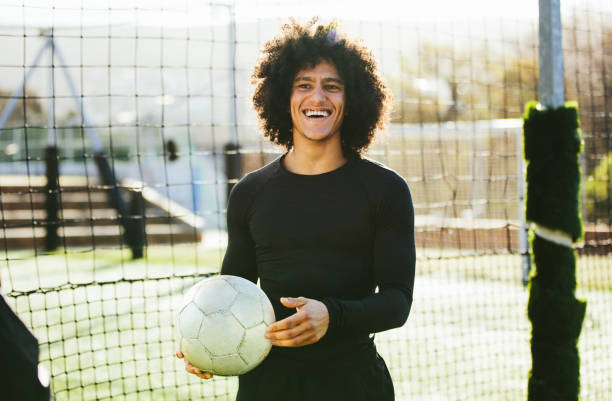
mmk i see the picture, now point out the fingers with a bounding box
[185,361,213,380]
[266,311,307,332]
[280,296,307,308]
[266,319,311,342]
[176,350,213,380]
[268,330,317,347]
[265,297,329,348]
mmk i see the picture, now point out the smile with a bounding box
[303,109,331,118]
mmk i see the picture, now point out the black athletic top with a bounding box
[221,154,415,363]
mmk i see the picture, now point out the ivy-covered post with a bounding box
[525,2,587,399]
[523,101,587,400]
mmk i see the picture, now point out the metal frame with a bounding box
[0,30,144,257]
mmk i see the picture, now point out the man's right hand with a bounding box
[176,351,214,380]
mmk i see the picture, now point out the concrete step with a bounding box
[1,224,202,249]
[1,191,112,210]
[0,174,102,190]
[1,175,204,249]
[1,208,189,227]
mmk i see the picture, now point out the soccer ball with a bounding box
[176,275,275,376]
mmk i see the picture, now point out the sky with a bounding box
[0,0,607,29]
[235,0,539,22]
[0,0,607,129]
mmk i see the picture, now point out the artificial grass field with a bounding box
[1,245,610,400]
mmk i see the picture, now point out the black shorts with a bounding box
[236,342,394,401]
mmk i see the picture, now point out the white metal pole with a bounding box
[228,3,238,145]
[211,2,238,144]
[518,130,531,285]
[539,0,565,108]
[47,30,56,146]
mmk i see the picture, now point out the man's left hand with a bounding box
[265,297,329,347]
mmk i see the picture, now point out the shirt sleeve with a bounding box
[220,182,258,284]
[321,176,415,336]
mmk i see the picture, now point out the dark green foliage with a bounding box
[524,103,587,401]
[523,101,583,241]
[528,238,586,344]
[585,152,612,223]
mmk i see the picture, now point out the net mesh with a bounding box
[0,1,610,400]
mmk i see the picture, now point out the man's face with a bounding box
[290,61,345,145]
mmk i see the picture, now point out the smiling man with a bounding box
[178,19,416,401]
[290,61,345,142]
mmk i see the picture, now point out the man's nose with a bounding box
[311,84,326,101]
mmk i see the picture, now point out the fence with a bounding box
[0,1,610,400]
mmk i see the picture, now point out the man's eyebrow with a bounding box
[323,77,344,85]
[294,76,344,84]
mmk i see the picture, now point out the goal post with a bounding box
[525,1,587,399]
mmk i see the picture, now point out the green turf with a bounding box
[1,247,610,400]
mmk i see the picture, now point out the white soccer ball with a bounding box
[176,275,275,376]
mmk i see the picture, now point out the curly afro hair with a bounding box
[252,19,391,156]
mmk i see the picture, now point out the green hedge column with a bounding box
[523,101,587,401]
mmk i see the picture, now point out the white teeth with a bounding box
[305,110,330,117]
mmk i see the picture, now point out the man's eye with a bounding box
[326,85,340,91]
[297,84,311,89]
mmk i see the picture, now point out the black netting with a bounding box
[0,1,610,400]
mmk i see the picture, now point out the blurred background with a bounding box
[0,0,610,400]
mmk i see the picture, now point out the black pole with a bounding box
[94,152,144,259]
[44,145,60,251]
[127,190,146,259]
[224,142,242,199]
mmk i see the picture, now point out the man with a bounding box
[178,19,415,401]
[0,279,53,401]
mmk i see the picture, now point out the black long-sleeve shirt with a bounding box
[221,154,415,363]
